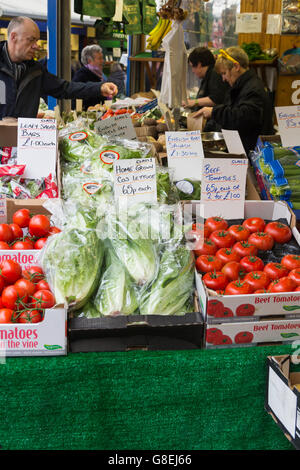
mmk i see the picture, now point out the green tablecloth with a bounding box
[0,344,295,450]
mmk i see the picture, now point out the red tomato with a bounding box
[185,227,204,252]
[244,271,270,291]
[254,288,269,294]
[248,232,274,251]
[232,240,258,258]
[264,221,292,244]
[224,280,253,295]
[0,223,13,243]
[28,214,50,237]
[236,303,255,317]
[35,279,50,291]
[288,269,300,286]
[0,259,22,284]
[268,277,296,293]
[281,255,300,271]
[295,286,300,292]
[22,266,44,284]
[263,262,289,280]
[194,238,217,257]
[240,255,264,273]
[196,255,223,273]
[18,309,43,323]
[48,226,61,236]
[206,299,224,317]
[242,217,266,233]
[14,278,36,297]
[216,247,241,264]
[12,240,34,250]
[202,271,229,291]
[206,327,224,344]
[234,331,254,344]
[0,241,11,249]
[228,224,250,242]
[1,285,22,310]
[209,230,235,249]
[34,238,48,250]
[222,261,246,281]
[31,289,55,309]
[12,209,31,228]
[0,308,14,323]
[205,216,228,233]
[9,223,23,240]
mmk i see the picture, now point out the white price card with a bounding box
[113,157,157,207]
[17,118,57,179]
[200,158,248,219]
[94,114,137,141]
[275,105,300,147]
[222,129,246,155]
[235,13,263,33]
[166,130,204,181]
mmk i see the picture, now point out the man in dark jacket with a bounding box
[194,47,274,155]
[0,16,118,119]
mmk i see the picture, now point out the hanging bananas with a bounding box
[146,17,172,51]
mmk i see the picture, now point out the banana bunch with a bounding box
[147,16,172,51]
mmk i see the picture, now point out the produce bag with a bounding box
[123,0,143,35]
[142,0,158,35]
[81,0,116,17]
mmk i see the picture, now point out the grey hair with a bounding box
[7,16,36,37]
[81,45,103,65]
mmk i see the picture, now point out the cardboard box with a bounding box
[68,294,204,352]
[265,354,300,449]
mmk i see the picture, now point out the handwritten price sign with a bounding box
[166,130,204,181]
[201,158,248,218]
[275,105,300,147]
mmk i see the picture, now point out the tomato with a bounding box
[185,227,204,252]
[263,262,289,280]
[28,214,50,237]
[12,239,34,250]
[268,277,296,293]
[240,255,264,273]
[248,232,274,251]
[264,221,292,244]
[206,299,224,317]
[206,327,224,344]
[242,217,266,233]
[295,286,300,292]
[12,208,31,228]
[48,226,61,236]
[30,289,55,309]
[1,285,23,310]
[0,259,22,283]
[196,254,223,273]
[202,271,229,291]
[214,306,234,318]
[14,278,36,297]
[228,224,250,242]
[244,271,270,291]
[234,331,254,344]
[232,240,258,258]
[0,308,14,323]
[216,247,241,264]
[281,255,300,271]
[34,237,48,250]
[288,269,300,286]
[18,309,43,323]
[0,223,14,243]
[0,241,11,249]
[22,266,44,283]
[35,279,50,291]
[236,304,255,317]
[209,230,235,249]
[194,238,217,257]
[205,216,228,233]
[254,289,269,294]
[222,261,246,281]
[224,280,254,295]
[9,223,23,240]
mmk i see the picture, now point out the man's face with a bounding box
[190,62,206,79]
[90,52,104,70]
[9,20,40,62]
[219,63,239,87]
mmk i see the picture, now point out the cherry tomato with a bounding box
[1,285,24,310]
[28,214,50,237]
[194,238,217,257]
[34,238,48,250]
[236,303,255,317]
[18,309,43,323]
[248,232,274,251]
[14,278,36,297]
[281,255,300,271]
[209,230,235,249]
[12,208,31,228]
[240,255,264,273]
[22,266,44,284]
[12,240,34,250]
[202,271,229,291]
[216,247,241,264]
[205,216,228,233]
[9,223,23,240]
[196,255,224,273]
[264,221,292,244]
[0,308,14,323]
[228,224,250,242]
[0,241,11,249]
[224,280,254,295]
[48,226,61,236]
[0,223,14,243]
[268,277,296,293]
[0,259,22,284]
[288,269,300,286]
[222,261,246,281]
[232,240,258,258]
[242,217,266,233]
[263,262,289,281]
[35,279,51,291]
[30,289,55,309]
[244,271,270,291]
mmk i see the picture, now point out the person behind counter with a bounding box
[194,46,274,155]
[0,16,118,119]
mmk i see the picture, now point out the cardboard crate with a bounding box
[68,294,204,352]
[265,354,300,449]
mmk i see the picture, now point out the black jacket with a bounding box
[72,66,107,109]
[212,69,274,155]
[196,65,229,105]
[0,41,103,119]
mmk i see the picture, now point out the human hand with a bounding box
[193,106,212,119]
[100,82,118,98]
[183,99,197,108]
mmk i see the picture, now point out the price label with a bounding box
[275,105,300,147]
[95,114,137,141]
[166,130,204,181]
